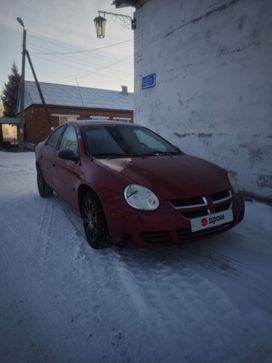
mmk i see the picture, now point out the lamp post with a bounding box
[17,17,26,152]
[94,11,135,39]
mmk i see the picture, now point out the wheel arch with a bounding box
[78,184,105,217]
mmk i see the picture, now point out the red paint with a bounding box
[35,121,245,247]
[201,218,208,227]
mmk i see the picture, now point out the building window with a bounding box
[113,117,131,123]
[51,114,80,125]
[89,116,110,120]
[2,125,18,144]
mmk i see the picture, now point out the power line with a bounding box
[27,33,133,75]
[29,52,132,83]
[31,52,132,77]
[30,45,132,73]
[25,32,133,86]
[28,29,84,52]
[31,39,132,56]
[58,56,131,82]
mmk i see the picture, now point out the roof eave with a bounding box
[20,103,134,112]
[112,0,137,8]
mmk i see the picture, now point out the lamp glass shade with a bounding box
[94,16,106,39]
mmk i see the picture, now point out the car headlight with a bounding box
[227,172,239,193]
[124,184,160,211]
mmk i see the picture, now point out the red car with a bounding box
[35,121,244,249]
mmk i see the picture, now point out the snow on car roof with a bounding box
[23,81,134,111]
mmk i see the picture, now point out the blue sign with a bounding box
[142,73,156,89]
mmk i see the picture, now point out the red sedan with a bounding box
[35,121,244,248]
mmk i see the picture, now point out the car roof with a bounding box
[72,120,138,127]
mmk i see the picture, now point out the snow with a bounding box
[24,81,134,111]
[0,151,272,363]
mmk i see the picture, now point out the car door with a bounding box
[53,125,82,209]
[40,126,66,188]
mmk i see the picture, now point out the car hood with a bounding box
[96,154,230,200]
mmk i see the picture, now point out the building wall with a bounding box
[134,0,272,199]
[24,105,133,144]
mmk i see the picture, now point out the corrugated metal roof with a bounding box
[0,117,20,125]
[23,81,134,111]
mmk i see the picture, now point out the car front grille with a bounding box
[211,190,231,202]
[169,189,232,219]
[139,190,235,245]
[214,201,232,213]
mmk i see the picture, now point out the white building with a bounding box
[114,0,272,200]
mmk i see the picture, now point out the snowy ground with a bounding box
[0,151,272,363]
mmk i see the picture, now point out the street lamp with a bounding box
[93,15,107,39]
[17,17,26,152]
[94,11,135,39]
[16,17,24,28]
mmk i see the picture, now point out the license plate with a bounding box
[191,210,233,232]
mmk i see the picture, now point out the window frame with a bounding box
[45,125,66,151]
[57,124,79,156]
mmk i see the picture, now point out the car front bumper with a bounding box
[106,192,245,247]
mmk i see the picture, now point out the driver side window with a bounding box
[58,126,78,155]
[46,126,65,150]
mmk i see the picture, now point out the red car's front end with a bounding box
[107,191,244,247]
[92,153,245,247]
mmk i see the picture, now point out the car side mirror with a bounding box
[58,149,79,162]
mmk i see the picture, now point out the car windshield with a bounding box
[81,125,182,158]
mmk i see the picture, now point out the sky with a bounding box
[0,0,134,95]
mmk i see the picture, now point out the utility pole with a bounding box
[17,17,26,152]
[25,50,51,128]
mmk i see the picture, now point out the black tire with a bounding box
[81,191,110,249]
[37,166,53,198]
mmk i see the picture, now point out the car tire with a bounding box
[37,166,53,198]
[81,191,110,249]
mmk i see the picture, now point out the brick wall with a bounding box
[24,105,134,144]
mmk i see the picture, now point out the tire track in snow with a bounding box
[1,214,83,362]
[0,164,99,362]
[51,201,160,363]
[58,200,271,362]
[2,152,271,363]
[108,247,269,363]
[34,198,55,267]
[55,198,134,361]
[181,233,272,306]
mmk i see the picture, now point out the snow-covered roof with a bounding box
[23,81,134,111]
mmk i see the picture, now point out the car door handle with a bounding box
[52,163,56,167]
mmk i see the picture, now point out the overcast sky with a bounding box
[0,0,134,95]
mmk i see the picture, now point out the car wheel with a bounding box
[37,166,53,198]
[81,191,110,249]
